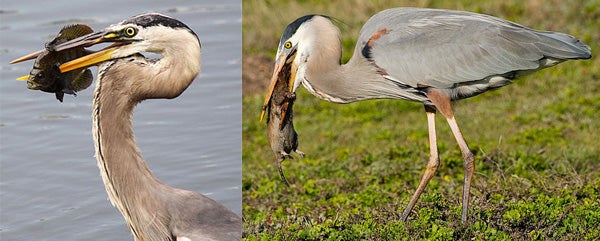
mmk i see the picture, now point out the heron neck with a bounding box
[92,85,161,195]
[91,69,171,239]
[136,38,201,101]
[303,35,407,103]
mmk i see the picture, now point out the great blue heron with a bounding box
[263,8,591,224]
[11,13,241,241]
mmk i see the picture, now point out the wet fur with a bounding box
[266,63,305,186]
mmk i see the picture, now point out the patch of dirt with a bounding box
[242,54,274,95]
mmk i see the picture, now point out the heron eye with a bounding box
[36,72,44,78]
[284,41,292,49]
[123,27,137,37]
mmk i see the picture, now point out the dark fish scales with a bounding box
[26,24,94,102]
[265,62,304,186]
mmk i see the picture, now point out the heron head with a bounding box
[57,13,200,73]
[261,15,330,121]
[11,13,200,74]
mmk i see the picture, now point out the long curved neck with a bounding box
[301,20,410,103]
[92,59,176,241]
[134,35,201,101]
[90,34,200,240]
[92,74,161,207]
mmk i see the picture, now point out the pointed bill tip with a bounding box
[16,75,30,81]
[260,109,266,122]
[9,49,44,64]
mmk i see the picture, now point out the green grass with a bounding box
[242,0,600,240]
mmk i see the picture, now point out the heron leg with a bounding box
[445,116,474,224]
[427,89,474,224]
[401,105,440,221]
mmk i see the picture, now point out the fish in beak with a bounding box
[9,24,96,102]
[51,30,136,73]
[10,27,136,74]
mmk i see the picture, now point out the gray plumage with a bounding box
[358,8,591,101]
[268,7,591,224]
[283,8,590,104]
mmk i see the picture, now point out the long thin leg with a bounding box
[426,89,474,224]
[401,105,440,221]
[445,116,474,224]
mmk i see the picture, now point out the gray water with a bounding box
[0,1,241,240]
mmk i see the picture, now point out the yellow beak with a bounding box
[260,49,299,123]
[9,46,116,81]
[260,54,287,122]
[16,75,30,81]
[9,50,42,80]
[53,30,127,73]
[9,30,126,80]
[59,46,117,73]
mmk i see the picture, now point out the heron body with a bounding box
[13,13,241,240]
[266,8,591,223]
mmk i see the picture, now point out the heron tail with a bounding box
[535,31,592,60]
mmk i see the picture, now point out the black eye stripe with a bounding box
[120,13,198,41]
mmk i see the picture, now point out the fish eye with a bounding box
[123,27,137,37]
[284,41,292,49]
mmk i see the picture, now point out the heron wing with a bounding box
[359,8,590,89]
[170,191,242,241]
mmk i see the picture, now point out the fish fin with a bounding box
[57,24,94,41]
[62,88,76,95]
[55,92,64,102]
[71,69,93,91]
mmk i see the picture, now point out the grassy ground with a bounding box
[242,0,600,240]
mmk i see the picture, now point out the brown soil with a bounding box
[242,54,274,96]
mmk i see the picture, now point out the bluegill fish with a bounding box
[263,61,304,186]
[19,24,94,102]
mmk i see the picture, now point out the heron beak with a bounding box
[16,75,30,81]
[8,31,109,78]
[9,49,45,64]
[9,49,42,80]
[50,30,115,52]
[260,50,298,122]
[260,54,286,122]
[9,29,133,78]
[58,45,119,73]
[52,30,133,73]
